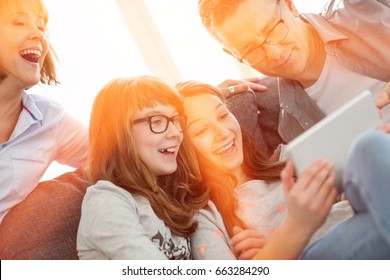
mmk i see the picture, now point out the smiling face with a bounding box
[214,0,322,83]
[183,93,244,177]
[131,104,184,177]
[0,0,49,88]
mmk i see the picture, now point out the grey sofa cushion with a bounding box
[0,169,89,260]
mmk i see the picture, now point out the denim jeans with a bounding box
[301,131,390,259]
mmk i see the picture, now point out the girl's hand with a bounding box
[281,160,337,237]
[229,226,267,260]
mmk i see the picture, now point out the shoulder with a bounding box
[82,181,153,213]
[192,201,235,260]
[24,93,84,126]
[321,0,390,17]
[82,180,138,212]
[79,181,143,232]
[26,93,65,115]
[84,180,134,203]
[195,201,229,237]
[196,201,223,222]
[22,93,70,127]
[235,180,277,194]
[22,93,87,144]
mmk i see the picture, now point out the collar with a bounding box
[301,13,349,43]
[21,91,43,122]
[8,92,44,141]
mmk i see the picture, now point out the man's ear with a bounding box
[282,0,300,17]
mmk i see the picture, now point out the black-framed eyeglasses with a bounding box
[132,114,187,134]
[223,0,289,66]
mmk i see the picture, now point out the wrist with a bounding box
[283,216,316,242]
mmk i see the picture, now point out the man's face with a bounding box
[214,0,314,81]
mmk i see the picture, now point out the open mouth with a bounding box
[215,140,235,155]
[158,147,177,155]
[20,49,42,63]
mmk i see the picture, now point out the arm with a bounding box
[327,0,390,82]
[55,112,89,168]
[250,160,337,259]
[229,226,267,260]
[77,182,168,260]
[191,202,236,260]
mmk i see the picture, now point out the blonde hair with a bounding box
[177,80,285,237]
[0,0,59,84]
[87,76,208,237]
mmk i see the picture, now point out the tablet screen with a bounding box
[284,90,382,193]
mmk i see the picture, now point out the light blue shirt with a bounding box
[0,92,88,223]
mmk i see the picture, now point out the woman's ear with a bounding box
[282,0,300,17]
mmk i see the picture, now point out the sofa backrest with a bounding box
[0,169,90,260]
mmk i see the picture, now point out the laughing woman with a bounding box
[77,76,208,260]
[0,0,87,225]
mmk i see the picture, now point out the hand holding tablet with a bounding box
[284,90,382,193]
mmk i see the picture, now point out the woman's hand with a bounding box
[217,77,266,99]
[281,160,337,237]
[229,226,267,260]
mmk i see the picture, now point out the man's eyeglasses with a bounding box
[223,0,289,66]
[132,114,187,134]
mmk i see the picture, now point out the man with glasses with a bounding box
[201,0,390,156]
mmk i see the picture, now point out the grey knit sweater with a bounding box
[77,180,191,260]
[191,180,353,260]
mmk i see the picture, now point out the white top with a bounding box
[77,180,192,260]
[0,92,88,223]
[191,180,353,259]
[305,54,389,122]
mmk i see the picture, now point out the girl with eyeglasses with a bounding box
[77,76,208,259]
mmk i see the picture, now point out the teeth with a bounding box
[20,49,42,57]
[215,140,234,155]
[159,147,176,153]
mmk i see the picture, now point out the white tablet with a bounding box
[284,90,382,193]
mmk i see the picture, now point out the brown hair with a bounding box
[198,0,243,39]
[0,0,59,85]
[198,0,275,42]
[176,80,285,237]
[87,76,208,237]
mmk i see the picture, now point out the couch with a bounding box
[0,169,89,260]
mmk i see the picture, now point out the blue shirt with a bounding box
[0,92,88,223]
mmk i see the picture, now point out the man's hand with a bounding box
[217,77,266,99]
